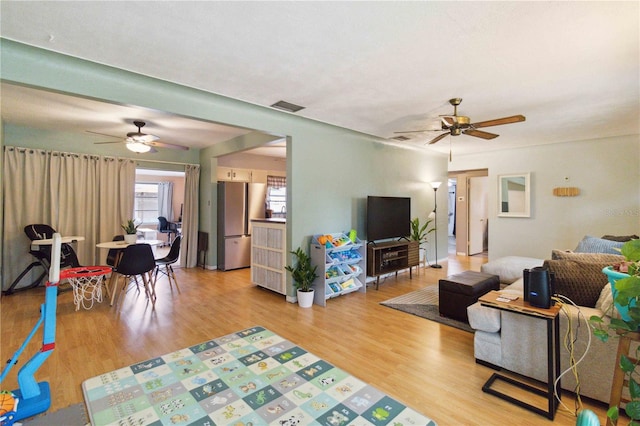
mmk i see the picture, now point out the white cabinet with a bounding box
[251,219,286,295]
[310,233,366,307]
[217,167,251,182]
[251,169,268,184]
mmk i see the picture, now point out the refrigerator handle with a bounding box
[244,183,249,235]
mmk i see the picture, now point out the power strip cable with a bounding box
[551,294,591,416]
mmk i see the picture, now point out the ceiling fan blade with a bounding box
[463,129,499,140]
[441,116,455,127]
[139,134,160,143]
[86,130,120,139]
[471,115,525,128]
[427,132,449,145]
[127,133,159,143]
[94,140,123,145]
[147,141,189,151]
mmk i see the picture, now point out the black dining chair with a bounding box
[106,235,125,267]
[157,216,177,246]
[154,235,181,293]
[112,243,157,307]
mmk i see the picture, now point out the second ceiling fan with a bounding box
[91,120,189,153]
[396,98,526,145]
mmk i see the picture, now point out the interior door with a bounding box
[468,176,488,255]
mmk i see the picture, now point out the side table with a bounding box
[479,290,561,419]
[608,330,640,426]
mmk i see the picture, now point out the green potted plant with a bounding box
[409,217,434,243]
[121,219,139,244]
[284,246,318,308]
[409,217,435,265]
[589,239,640,424]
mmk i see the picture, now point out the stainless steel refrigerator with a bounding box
[217,182,266,271]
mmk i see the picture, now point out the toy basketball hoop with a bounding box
[61,266,112,311]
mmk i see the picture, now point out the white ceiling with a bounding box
[1,1,638,158]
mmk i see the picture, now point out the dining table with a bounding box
[96,239,163,306]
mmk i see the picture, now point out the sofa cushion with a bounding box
[574,235,625,254]
[544,250,625,307]
[480,256,544,284]
[467,302,501,333]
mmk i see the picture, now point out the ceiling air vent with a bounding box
[270,100,305,113]
[391,135,411,141]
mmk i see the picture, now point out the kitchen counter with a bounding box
[251,218,286,224]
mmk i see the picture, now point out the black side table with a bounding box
[479,291,561,420]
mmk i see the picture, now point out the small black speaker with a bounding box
[523,267,555,309]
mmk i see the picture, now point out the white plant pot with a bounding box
[297,289,315,308]
[124,234,137,244]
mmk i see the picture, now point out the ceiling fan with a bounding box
[90,120,189,153]
[395,98,526,145]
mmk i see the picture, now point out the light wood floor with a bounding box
[1,254,608,425]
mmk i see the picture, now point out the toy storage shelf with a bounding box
[367,240,419,289]
[310,233,367,307]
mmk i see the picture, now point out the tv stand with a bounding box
[367,240,419,289]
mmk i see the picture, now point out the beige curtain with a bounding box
[2,147,136,291]
[180,164,200,268]
[50,152,99,264]
[95,157,135,264]
[3,147,51,290]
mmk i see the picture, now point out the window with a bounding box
[134,182,158,225]
[266,175,286,216]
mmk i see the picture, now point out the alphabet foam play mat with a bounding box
[82,326,436,425]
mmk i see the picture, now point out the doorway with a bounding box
[447,169,489,256]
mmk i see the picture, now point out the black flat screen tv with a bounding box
[366,196,411,242]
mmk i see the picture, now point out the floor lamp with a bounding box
[429,181,442,268]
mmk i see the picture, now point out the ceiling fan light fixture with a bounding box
[126,141,151,153]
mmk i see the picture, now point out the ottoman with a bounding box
[439,271,500,322]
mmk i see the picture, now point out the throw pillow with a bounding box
[574,235,624,255]
[551,249,624,263]
[544,251,624,307]
[601,234,639,242]
[595,285,616,318]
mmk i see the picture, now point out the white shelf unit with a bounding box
[310,233,366,306]
[251,220,286,295]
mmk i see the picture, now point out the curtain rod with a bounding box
[135,158,199,167]
[5,146,198,167]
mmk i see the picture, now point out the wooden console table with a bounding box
[479,291,561,420]
[367,240,419,289]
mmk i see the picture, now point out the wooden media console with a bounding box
[367,240,419,289]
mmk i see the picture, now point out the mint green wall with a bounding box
[1,39,448,296]
[450,135,640,259]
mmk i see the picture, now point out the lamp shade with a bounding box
[126,142,151,153]
[430,181,442,190]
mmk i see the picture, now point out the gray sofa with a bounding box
[467,251,625,403]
